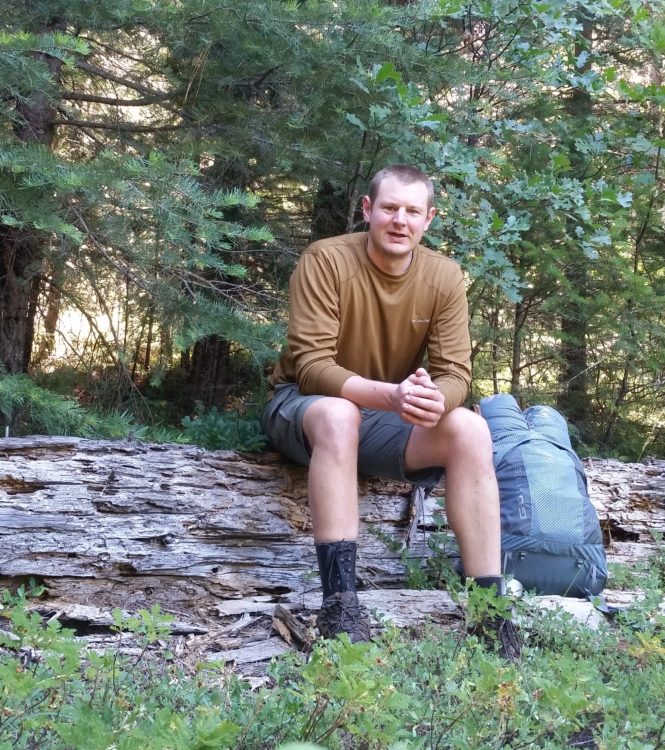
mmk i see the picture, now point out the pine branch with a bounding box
[68,206,153,295]
[78,35,167,72]
[75,59,164,97]
[54,108,181,132]
[61,91,172,107]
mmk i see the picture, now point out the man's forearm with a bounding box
[341,370,446,427]
[339,375,396,411]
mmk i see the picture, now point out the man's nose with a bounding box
[392,207,407,224]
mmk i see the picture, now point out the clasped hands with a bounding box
[393,367,445,427]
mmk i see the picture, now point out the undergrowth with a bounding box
[0,372,266,452]
[1,565,664,750]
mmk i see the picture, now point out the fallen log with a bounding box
[0,437,663,670]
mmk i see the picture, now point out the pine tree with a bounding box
[0,2,289,412]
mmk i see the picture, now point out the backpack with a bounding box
[479,394,607,598]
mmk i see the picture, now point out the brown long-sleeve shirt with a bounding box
[269,232,472,410]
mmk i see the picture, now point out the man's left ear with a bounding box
[361,195,371,222]
[425,207,436,227]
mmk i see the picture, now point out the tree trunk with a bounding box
[310,180,350,242]
[0,437,442,626]
[559,281,589,424]
[30,271,63,368]
[0,17,64,374]
[490,305,500,394]
[510,300,528,401]
[0,229,41,374]
[558,12,593,426]
[188,335,232,409]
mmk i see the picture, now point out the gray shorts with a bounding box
[261,383,444,490]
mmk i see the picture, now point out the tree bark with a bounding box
[557,12,593,426]
[0,229,41,374]
[0,437,662,638]
[510,300,528,400]
[310,180,349,242]
[187,335,232,410]
[0,17,65,374]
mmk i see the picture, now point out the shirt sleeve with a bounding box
[427,263,472,411]
[287,249,356,396]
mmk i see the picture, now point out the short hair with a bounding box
[367,164,434,209]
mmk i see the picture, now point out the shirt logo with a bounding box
[412,317,430,324]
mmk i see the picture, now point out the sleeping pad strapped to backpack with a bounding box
[479,394,607,597]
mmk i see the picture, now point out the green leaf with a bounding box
[616,191,633,208]
[345,112,365,130]
[374,61,402,84]
[552,153,571,171]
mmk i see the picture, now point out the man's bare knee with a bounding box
[303,397,362,449]
[431,407,493,466]
[407,406,491,471]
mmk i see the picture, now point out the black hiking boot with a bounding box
[469,616,522,662]
[465,576,522,661]
[314,540,371,642]
[316,540,359,599]
[316,591,371,643]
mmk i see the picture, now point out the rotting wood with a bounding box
[0,437,663,667]
[273,604,314,651]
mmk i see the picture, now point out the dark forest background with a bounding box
[1,0,664,459]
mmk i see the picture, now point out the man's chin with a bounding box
[384,242,412,254]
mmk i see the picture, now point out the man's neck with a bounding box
[365,242,414,276]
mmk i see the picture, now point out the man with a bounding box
[262,164,520,659]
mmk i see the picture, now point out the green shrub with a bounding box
[0,372,183,443]
[0,586,247,750]
[2,552,664,750]
[0,372,187,444]
[0,372,128,438]
[181,406,267,452]
[0,372,273,451]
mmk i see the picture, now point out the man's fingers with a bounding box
[406,366,435,387]
[397,375,442,421]
[402,394,444,423]
[405,388,443,406]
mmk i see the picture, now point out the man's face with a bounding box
[362,175,435,273]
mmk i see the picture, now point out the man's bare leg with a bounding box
[405,406,501,578]
[301,397,371,642]
[406,407,522,659]
[302,396,362,543]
